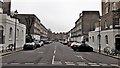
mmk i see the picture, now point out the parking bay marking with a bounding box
[77,62,88,66]
[75,55,85,60]
[65,62,75,65]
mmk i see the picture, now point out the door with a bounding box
[0,26,3,44]
[115,35,120,50]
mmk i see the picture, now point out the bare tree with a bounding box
[25,16,35,42]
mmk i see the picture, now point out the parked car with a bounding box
[67,41,74,47]
[62,40,68,45]
[35,41,44,47]
[70,42,79,49]
[23,42,37,50]
[43,40,52,44]
[40,41,44,46]
[71,42,82,51]
[78,43,93,52]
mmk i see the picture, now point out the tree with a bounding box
[25,16,35,42]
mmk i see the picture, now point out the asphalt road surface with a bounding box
[1,42,120,68]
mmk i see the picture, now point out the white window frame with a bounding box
[119,18,120,25]
[105,7,109,14]
[17,29,19,39]
[9,27,13,40]
[112,2,117,11]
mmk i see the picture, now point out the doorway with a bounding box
[115,34,120,50]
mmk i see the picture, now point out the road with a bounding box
[1,42,120,68]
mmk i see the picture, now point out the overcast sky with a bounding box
[11,0,101,32]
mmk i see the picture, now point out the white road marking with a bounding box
[54,50,56,54]
[65,62,75,65]
[54,61,62,65]
[90,65,100,66]
[52,46,57,64]
[99,63,108,66]
[52,55,55,64]
[54,46,56,54]
[88,63,100,66]
[110,64,119,66]
[77,62,88,66]
[88,63,97,65]
[25,63,34,64]
[75,55,85,60]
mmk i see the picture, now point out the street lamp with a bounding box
[14,10,18,50]
[98,19,101,53]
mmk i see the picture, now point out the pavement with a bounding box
[0,47,23,56]
[93,49,120,60]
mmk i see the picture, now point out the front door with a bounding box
[115,37,120,50]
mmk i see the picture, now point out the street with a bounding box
[1,42,120,68]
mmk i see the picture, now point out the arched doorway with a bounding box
[115,34,120,50]
[0,25,4,44]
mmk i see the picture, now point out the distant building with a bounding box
[48,32,67,41]
[17,14,48,41]
[69,11,100,42]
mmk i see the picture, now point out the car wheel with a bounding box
[32,47,35,50]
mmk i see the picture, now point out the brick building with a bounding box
[69,11,100,42]
[3,0,11,15]
[89,0,120,52]
[17,14,48,41]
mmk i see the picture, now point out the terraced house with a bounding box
[0,0,26,52]
[68,11,100,43]
[17,14,48,42]
[89,0,120,53]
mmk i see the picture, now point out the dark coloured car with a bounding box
[71,42,82,51]
[78,43,93,52]
[43,41,51,44]
[23,42,36,50]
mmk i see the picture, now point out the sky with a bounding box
[10,0,101,32]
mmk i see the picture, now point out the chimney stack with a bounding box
[3,0,11,15]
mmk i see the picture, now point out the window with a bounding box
[112,2,117,10]
[92,36,94,42]
[0,26,4,44]
[119,18,120,25]
[105,7,108,14]
[17,29,19,38]
[22,30,24,40]
[105,0,109,3]
[9,27,13,39]
[105,35,108,44]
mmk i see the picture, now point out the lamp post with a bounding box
[14,10,18,50]
[98,19,101,53]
